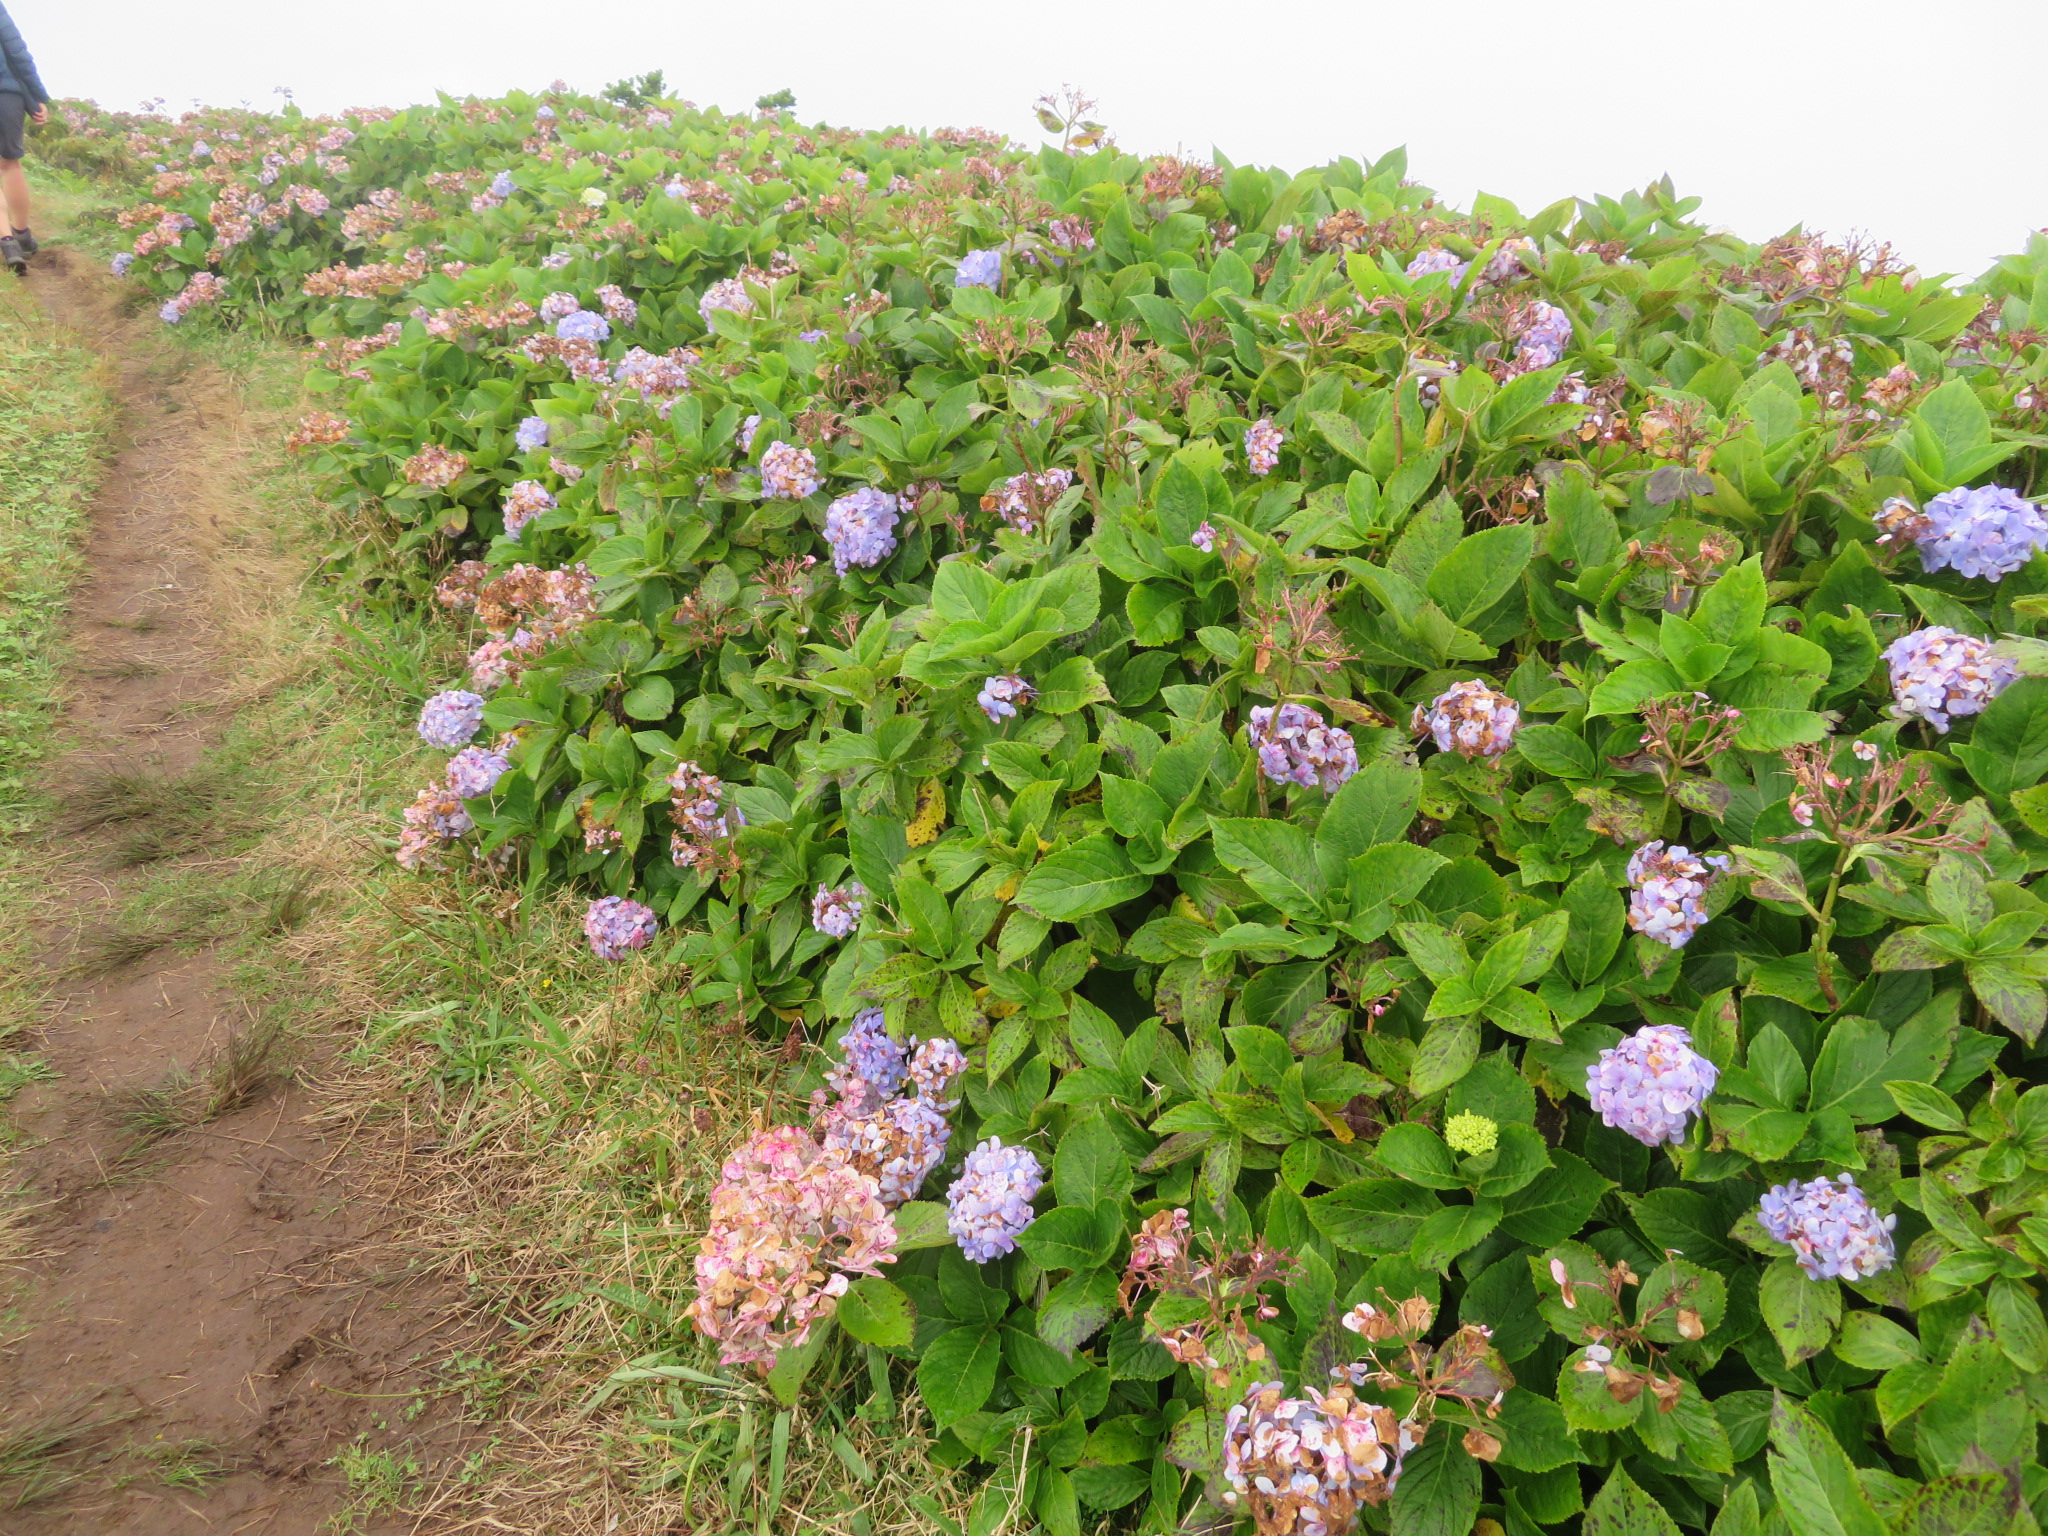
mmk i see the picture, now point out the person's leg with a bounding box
[0,159,29,236]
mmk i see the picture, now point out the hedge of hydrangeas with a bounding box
[77,80,2048,1536]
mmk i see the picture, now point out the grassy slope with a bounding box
[18,188,964,1532]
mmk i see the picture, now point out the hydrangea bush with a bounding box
[85,81,2048,1536]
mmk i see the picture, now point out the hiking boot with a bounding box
[1,237,24,275]
[11,230,35,256]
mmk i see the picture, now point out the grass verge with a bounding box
[19,229,969,1529]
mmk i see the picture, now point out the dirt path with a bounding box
[0,248,452,1534]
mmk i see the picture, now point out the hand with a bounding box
[29,105,47,126]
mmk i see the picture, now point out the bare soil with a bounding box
[0,248,455,1534]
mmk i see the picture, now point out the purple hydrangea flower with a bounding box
[955,249,1002,289]
[824,487,900,574]
[699,277,754,322]
[159,300,183,325]
[1191,522,1217,553]
[535,105,556,121]
[501,479,557,538]
[1514,302,1573,370]
[837,1009,908,1102]
[760,440,821,500]
[445,745,511,799]
[515,415,549,452]
[417,689,486,749]
[1244,418,1284,477]
[977,674,1035,722]
[1247,703,1359,793]
[737,413,762,453]
[540,250,574,271]
[1758,1174,1897,1281]
[1914,486,2048,581]
[1626,842,1729,950]
[798,328,829,344]
[812,882,865,938]
[1414,679,1520,759]
[664,178,687,199]
[584,896,657,959]
[1405,247,1470,283]
[556,310,611,343]
[1587,1025,1719,1147]
[1882,626,2016,732]
[490,170,514,198]
[111,252,135,276]
[946,1137,1043,1262]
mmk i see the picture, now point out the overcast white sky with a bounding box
[17,0,2046,279]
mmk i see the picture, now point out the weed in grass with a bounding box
[256,867,324,935]
[58,765,227,867]
[0,1054,56,1102]
[0,1400,132,1511]
[119,1018,286,1154]
[64,894,226,978]
[325,1437,421,1534]
[133,1435,228,1490]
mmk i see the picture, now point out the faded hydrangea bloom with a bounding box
[823,487,900,574]
[667,760,742,871]
[416,689,485,749]
[539,291,582,323]
[1911,485,2048,581]
[1882,626,2017,732]
[515,415,549,452]
[584,896,658,959]
[556,309,611,343]
[982,467,1074,535]
[1626,842,1729,949]
[760,440,822,500]
[946,1137,1043,1262]
[1405,246,1469,283]
[401,443,469,489]
[501,479,556,538]
[977,673,1035,723]
[954,248,1002,288]
[1244,418,1284,477]
[1759,1174,1897,1281]
[698,276,754,322]
[1248,703,1359,793]
[1221,1381,1418,1531]
[907,1037,968,1107]
[1414,679,1520,759]
[596,282,638,327]
[686,1125,896,1368]
[445,744,510,799]
[812,1020,967,1207]
[1480,236,1539,285]
[395,784,472,871]
[826,1096,951,1207]
[811,882,865,938]
[1587,1025,1719,1147]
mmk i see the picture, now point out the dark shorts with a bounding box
[0,93,24,161]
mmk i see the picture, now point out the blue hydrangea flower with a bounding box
[823,487,900,575]
[584,896,656,959]
[798,328,829,344]
[1914,485,2048,581]
[1883,626,2017,732]
[445,745,510,799]
[955,249,1002,289]
[947,1138,1043,1262]
[556,310,611,343]
[1625,842,1729,949]
[490,170,514,198]
[812,882,865,938]
[417,690,486,749]
[1587,1025,1718,1147]
[977,674,1035,722]
[515,416,549,452]
[1758,1174,1897,1281]
[111,253,135,276]
[839,1009,908,1100]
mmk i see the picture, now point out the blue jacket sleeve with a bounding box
[0,6,48,104]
